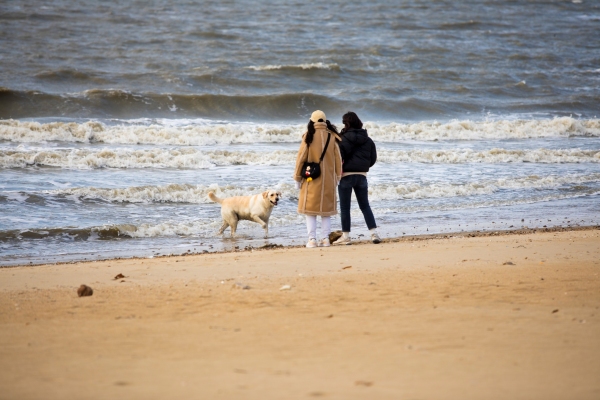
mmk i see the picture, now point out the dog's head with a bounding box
[262,190,281,206]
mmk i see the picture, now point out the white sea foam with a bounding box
[367,173,600,201]
[246,62,339,71]
[122,219,219,238]
[116,212,304,238]
[50,183,297,204]
[2,147,598,169]
[91,188,600,239]
[374,190,600,216]
[364,117,600,141]
[0,148,298,169]
[377,148,600,164]
[39,173,600,204]
[2,117,598,145]
[0,120,302,145]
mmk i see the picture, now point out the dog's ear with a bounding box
[262,191,269,199]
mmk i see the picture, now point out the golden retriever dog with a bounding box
[208,190,281,238]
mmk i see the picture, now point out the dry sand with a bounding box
[1,229,599,400]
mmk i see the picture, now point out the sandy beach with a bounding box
[1,228,599,400]
[3,2,600,399]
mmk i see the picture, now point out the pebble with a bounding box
[279,285,291,291]
[77,284,93,297]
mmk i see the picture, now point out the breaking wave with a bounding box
[0,119,302,145]
[376,191,600,216]
[2,147,598,169]
[3,173,596,205]
[367,173,600,201]
[0,148,292,169]
[1,117,598,145]
[2,189,598,243]
[0,88,343,120]
[47,183,296,204]
[376,148,600,164]
[0,214,303,242]
[364,117,600,141]
[0,222,216,242]
[0,225,133,242]
[3,88,600,121]
[246,62,341,71]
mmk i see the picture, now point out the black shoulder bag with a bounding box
[302,131,331,181]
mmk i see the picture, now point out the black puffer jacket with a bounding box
[339,128,377,173]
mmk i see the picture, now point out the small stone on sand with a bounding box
[77,285,93,297]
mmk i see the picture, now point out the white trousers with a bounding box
[306,215,331,240]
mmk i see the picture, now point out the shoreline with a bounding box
[4,224,599,269]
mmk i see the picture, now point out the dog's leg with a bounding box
[217,221,229,236]
[251,216,268,238]
[224,212,239,238]
[230,218,238,237]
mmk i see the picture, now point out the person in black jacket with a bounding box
[333,111,380,245]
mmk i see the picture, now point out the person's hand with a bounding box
[295,181,301,189]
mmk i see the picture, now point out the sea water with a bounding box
[1,1,599,265]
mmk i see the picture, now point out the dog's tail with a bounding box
[207,191,223,204]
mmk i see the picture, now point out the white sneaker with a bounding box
[333,233,351,245]
[320,238,330,247]
[306,238,318,248]
[371,232,381,244]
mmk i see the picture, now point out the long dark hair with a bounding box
[305,119,339,145]
[341,111,363,134]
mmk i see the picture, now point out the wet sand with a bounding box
[1,229,599,400]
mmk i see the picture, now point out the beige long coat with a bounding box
[293,122,342,216]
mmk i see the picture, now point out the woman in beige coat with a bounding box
[293,110,342,248]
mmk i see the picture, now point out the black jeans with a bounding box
[338,174,377,232]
